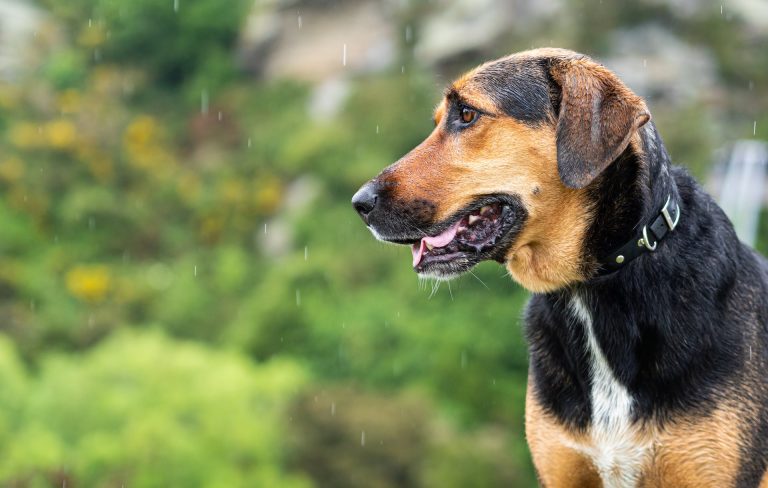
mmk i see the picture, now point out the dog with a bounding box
[351,48,768,487]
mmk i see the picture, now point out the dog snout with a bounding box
[352,181,378,223]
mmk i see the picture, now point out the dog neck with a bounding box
[581,121,682,275]
[527,121,747,429]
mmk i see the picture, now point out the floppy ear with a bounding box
[549,57,651,189]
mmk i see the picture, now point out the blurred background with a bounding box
[0,0,766,486]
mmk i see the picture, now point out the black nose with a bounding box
[352,182,378,222]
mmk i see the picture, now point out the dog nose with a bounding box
[352,182,378,222]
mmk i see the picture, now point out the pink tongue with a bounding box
[411,221,460,267]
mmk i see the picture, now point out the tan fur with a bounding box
[526,382,602,488]
[384,80,592,292]
[642,403,745,487]
[387,47,761,485]
[529,377,752,487]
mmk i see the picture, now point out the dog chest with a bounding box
[567,295,653,488]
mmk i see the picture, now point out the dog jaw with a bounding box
[504,189,593,293]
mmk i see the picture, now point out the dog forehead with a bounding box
[467,56,553,125]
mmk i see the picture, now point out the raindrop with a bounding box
[88,18,92,27]
[361,431,366,446]
[247,137,252,148]
[342,44,347,66]
[218,111,223,121]
[720,4,723,14]
[264,223,268,233]
[401,65,405,74]
[375,125,379,134]
[749,81,754,91]
[298,14,302,29]
[754,121,757,136]
[304,246,309,261]
[296,289,301,306]
[405,25,412,43]
[201,90,209,115]
[643,59,647,68]
[194,265,197,277]
[173,0,179,12]
[331,402,336,416]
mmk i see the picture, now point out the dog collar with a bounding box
[599,195,681,274]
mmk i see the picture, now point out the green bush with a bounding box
[0,331,311,487]
[44,0,249,85]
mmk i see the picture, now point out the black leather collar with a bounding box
[599,195,682,274]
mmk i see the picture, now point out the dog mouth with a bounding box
[408,200,521,276]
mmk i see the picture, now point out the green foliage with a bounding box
[289,387,535,488]
[2,0,767,486]
[0,331,310,487]
[44,0,249,85]
[41,48,88,90]
[289,387,431,488]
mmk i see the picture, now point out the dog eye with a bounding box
[460,107,477,124]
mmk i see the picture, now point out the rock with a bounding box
[238,0,396,82]
[0,0,46,81]
[602,25,717,105]
[414,0,563,67]
[307,75,350,120]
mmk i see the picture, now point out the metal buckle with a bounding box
[638,225,657,251]
[660,195,680,231]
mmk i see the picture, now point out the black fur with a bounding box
[353,49,768,483]
[472,58,553,125]
[526,120,768,483]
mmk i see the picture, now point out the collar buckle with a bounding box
[660,195,681,231]
[638,225,658,251]
[599,193,682,275]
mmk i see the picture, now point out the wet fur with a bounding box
[354,48,768,486]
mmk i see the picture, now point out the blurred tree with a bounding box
[44,0,249,86]
[0,330,311,487]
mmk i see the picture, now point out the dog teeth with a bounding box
[480,205,492,215]
[468,214,481,225]
[426,242,434,251]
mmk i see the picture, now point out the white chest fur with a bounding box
[566,294,652,488]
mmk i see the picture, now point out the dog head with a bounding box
[352,48,650,292]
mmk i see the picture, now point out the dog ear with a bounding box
[549,57,650,189]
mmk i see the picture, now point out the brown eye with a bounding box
[460,107,477,124]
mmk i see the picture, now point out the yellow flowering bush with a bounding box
[65,265,111,303]
[123,115,174,171]
[45,119,78,151]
